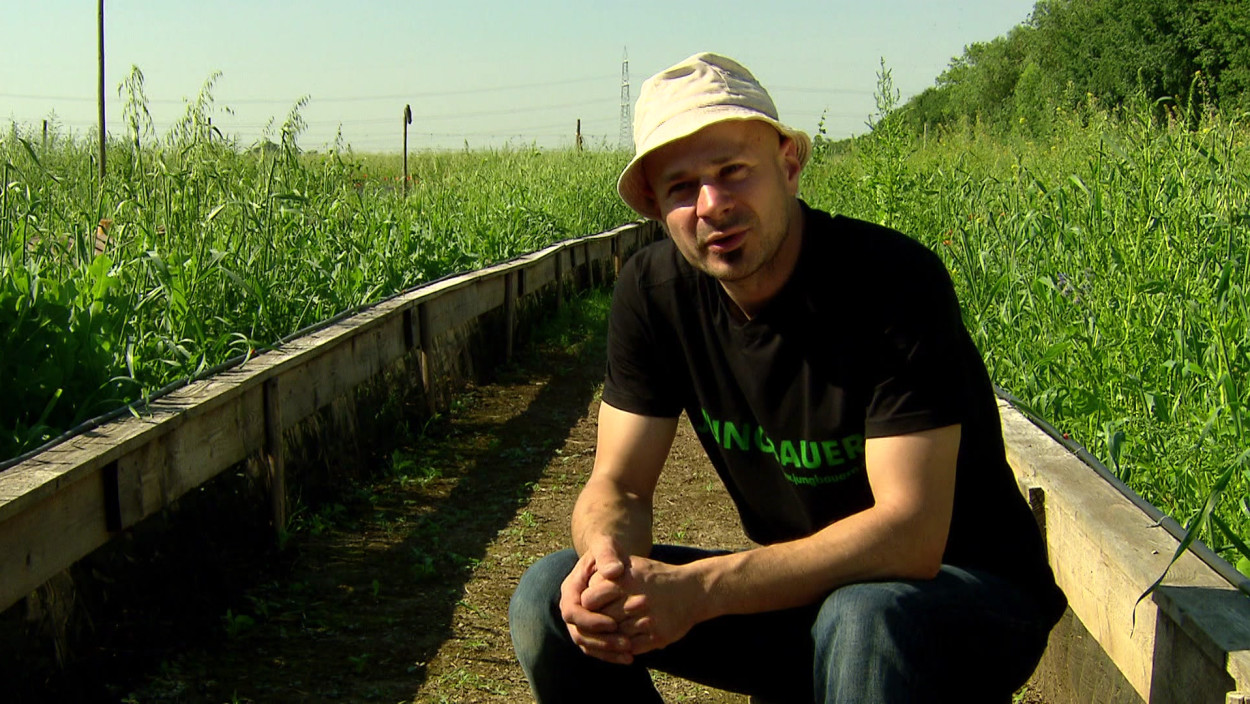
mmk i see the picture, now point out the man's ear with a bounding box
[778,136,803,194]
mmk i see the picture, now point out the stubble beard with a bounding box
[700,207,792,285]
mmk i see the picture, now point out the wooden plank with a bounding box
[420,271,506,341]
[504,271,516,360]
[0,471,109,615]
[554,246,565,308]
[521,251,557,295]
[0,400,187,522]
[587,237,612,282]
[275,312,407,430]
[264,377,287,536]
[418,301,434,414]
[1030,608,1145,704]
[163,383,265,501]
[1000,399,1248,702]
[1147,599,1236,702]
[0,221,654,617]
[115,429,171,528]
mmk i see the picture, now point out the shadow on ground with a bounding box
[11,308,608,704]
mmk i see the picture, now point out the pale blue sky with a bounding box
[2,1,1036,151]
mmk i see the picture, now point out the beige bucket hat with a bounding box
[617,52,811,220]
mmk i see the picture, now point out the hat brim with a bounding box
[616,111,811,221]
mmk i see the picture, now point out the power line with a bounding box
[771,85,875,96]
[0,74,618,106]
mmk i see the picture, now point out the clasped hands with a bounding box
[558,543,704,665]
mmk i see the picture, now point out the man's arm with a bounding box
[558,401,677,664]
[571,402,677,560]
[609,424,960,654]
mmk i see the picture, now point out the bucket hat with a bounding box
[617,52,811,220]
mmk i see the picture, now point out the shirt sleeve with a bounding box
[600,254,685,418]
[863,246,973,438]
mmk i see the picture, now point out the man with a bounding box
[510,52,1065,703]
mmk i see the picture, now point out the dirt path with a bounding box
[98,300,752,703]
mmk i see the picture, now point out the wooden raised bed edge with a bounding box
[1001,398,1250,704]
[3,216,1247,704]
[0,220,660,619]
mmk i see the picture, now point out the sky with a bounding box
[1,0,1038,152]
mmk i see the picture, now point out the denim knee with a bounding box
[811,581,921,702]
[509,549,577,666]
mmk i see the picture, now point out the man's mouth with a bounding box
[704,229,746,253]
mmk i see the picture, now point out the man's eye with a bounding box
[668,181,695,197]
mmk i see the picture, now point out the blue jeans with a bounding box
[510,545,1051,703]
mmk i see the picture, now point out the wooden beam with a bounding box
[504,271,516,361]
[0,222,655,617]
[264,378,286,537]
[1000,399,1248,703]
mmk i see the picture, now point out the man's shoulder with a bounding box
[804,206,941,268]
[799,207,950,296]
[619,235,698,292]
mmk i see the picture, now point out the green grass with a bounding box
[0,119,632,463]
[802,95,1249,572]
[3,78,1247,573]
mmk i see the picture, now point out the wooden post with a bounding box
[97,0,106,185]
[576,119,583,152]
[264,378,287,539]
[504,272,516,361]
[554,248,564,309]
[403,104,412,197]
[42,120,48,150]
[418,302,434,414]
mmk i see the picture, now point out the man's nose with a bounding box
[696,181,732,220]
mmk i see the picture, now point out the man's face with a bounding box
[642,120,803,296]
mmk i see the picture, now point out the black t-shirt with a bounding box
[602,202,1065,619]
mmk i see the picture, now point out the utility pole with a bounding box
[403,104,412,196]
[98,0,106,184]
[618,47,632,151]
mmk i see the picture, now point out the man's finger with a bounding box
[582,578,629,613]
[570,627,631,653]
[578,644,635,665]
[562,604,619,634]
[618,614,652,637]
[628,631,660,656]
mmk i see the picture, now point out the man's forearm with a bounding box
[570,477,654,558]
[687,426,960,623]
[686,503,943,621]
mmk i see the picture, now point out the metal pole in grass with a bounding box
[403,104,412,196]
[97,0,106,184]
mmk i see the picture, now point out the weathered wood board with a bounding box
[1000,399,1249,703]
[0,220,660,615]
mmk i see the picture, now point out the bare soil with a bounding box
[31,300,748,703]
